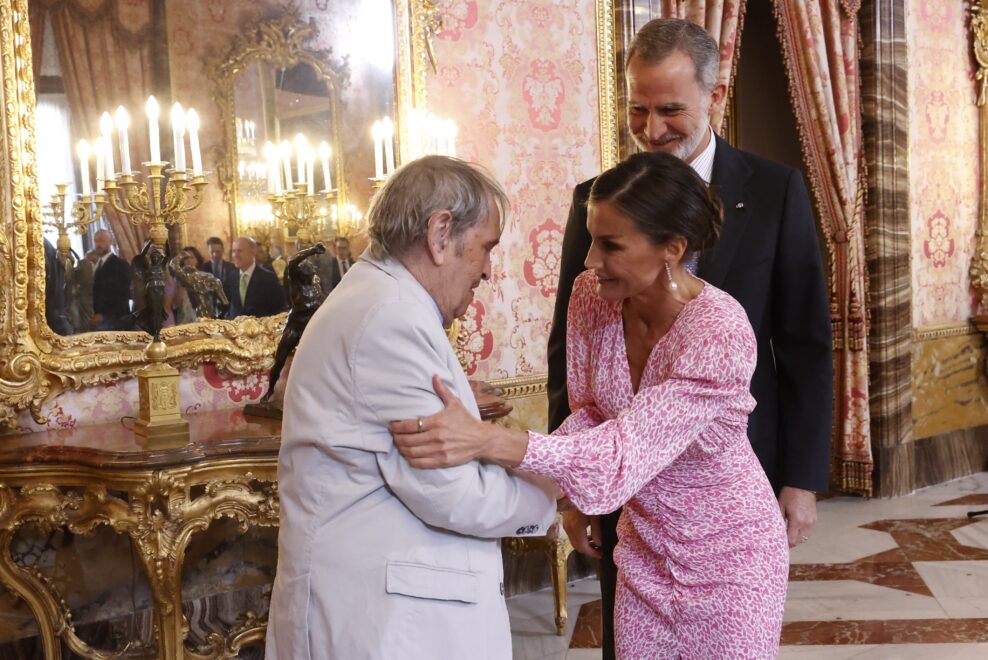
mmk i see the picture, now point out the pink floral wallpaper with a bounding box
[430,0,602,379]
[908,0,980,327]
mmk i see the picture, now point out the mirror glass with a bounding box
[28,1,397,336]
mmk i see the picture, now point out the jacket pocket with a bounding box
[385,560,480,604]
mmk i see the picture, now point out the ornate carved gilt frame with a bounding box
[210,6,351,236]
[0,0,441,425]
[970,2,988,329]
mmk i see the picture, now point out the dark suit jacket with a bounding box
[92,252,132,328]
[227,264,287,319]
[547,135,833,492]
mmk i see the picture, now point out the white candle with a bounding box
[98,112,115,179]
[319,141,332,191]
[306,150,314,196]
[76,140,91,196]
[448,120,458,158]
[294,134,307,187]
[146,96,161,163]
[114,106,131,174]
[94,136,105,193]
[170,102,186,171]
[382,117,395,175]
[372,121,383,179]
[281,140,293,189]
[186,109,202,176]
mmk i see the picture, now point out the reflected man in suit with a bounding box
[266,156,557,660]
[547,19,833,659]
[90,229,133,330]
[227,236,286,319]
[201,236,236,304]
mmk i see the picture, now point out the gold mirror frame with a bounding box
[970,2,988,327]
[0,0,440,424]
[210,6,350,235]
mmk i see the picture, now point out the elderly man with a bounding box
[547,18,833,659]
[226,236,285,318]
[266,156,556,660]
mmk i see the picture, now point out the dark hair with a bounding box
[588,151,722,256]
[181,245,205,267]
[206,236,224,248]
[626,18,719,92]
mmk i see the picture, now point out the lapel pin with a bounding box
[736,202,744,209]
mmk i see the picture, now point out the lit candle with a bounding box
[319,141,332,191]
[94,136,105,193]
[294,134,307,187]
[97,112,115,180]
[170,102,186,171]
[306,149,314,196]
[114,106,131,174]
[146,96,161,163]
[281,140,293,189]
[371,121,383,180]
[76,139,91,196]
[187,108,203,176]
[382,117,395,175]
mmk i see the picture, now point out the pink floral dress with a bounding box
[520,271,789,659]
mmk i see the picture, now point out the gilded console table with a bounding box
[0,410,281,659]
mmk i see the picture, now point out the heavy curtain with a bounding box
[773,0,872,495]
[28,0,155,261]
[655,0,746,132]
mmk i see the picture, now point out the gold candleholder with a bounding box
[103,162,207,250]
[268,185,336,248]
[41,183,105,261]
[103,162,207,448]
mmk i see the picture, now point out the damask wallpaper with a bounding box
[428,0,601,379]
[908,0,980,327]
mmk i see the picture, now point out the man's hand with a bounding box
[779,486,817,548]
[562,510,602,559]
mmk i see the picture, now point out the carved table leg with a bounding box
[0,530,64,659]
[547,537,575,636]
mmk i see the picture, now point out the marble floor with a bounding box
[507,472,988,659]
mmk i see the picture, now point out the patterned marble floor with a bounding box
[507,472,988,659]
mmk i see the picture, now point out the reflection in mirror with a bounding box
[27,1,401,338]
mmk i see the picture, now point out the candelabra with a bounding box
[103,163,207,250]
[102,162,207,448]
[268,183,336,248]
[41,183,105,262]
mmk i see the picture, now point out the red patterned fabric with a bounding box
[773,0,872,494]
[521,272,788,657]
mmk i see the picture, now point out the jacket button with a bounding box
[499,582,505,595]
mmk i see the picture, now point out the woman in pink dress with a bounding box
[391,152,789,659]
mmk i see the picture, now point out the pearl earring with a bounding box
[665,261,678,291]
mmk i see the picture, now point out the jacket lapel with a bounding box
[699,136,752,288]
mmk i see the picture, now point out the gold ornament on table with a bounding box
[96,96,209,448]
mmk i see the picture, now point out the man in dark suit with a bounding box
[201,236,237,304]
[227,236,287,319]
[547,19,832,659]
[90,229,133,331]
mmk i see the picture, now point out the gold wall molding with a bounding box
[0,0,438,426]
[971,4,988,313]
[490,373,547,400]
[596,0,619,170]
[912,321,979,342]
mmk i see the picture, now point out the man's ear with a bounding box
[708,81,728,113]
[425,210,453,265]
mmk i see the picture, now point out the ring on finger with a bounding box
[417,417,424,433]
